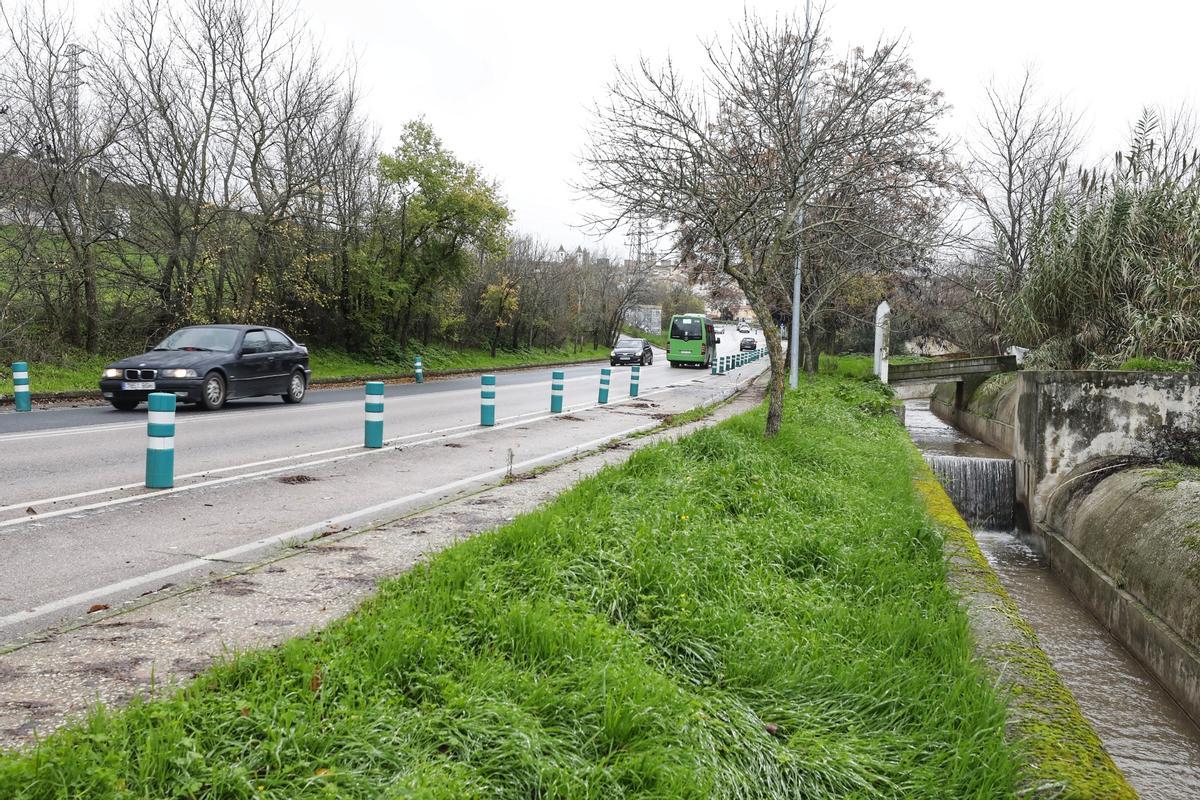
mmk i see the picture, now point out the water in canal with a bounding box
[906,400,1200,797]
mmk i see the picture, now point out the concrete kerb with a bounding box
[0,368,770,748]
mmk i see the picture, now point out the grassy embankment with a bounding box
[0,375,1020,797]
[0,345,610,398]
[622,325,668,350]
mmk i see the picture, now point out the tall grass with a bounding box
[0,376,1017,797]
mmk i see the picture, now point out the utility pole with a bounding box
[788,0,814,389]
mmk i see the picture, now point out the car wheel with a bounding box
[110,397,139,411]
[282,370,306,404]
[200,371,226,410]
[610,360,617,367]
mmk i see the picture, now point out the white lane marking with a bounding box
[0,421,661,632]
[0,382,690,526]
[0,371,615,443]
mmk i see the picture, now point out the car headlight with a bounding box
[161,368,198,378]
[102,368,122,379]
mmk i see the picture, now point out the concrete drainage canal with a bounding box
[906,399,1200,796]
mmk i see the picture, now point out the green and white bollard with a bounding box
[481,374,496,426]
[364,381,385,448]
[718,355,726,375]
[711,358,718,375]
[11,361,30,412]
[145,392,176,488]
[550,370,564,413]
[630,365,640,397]
[414,355,424,384]
[598,368,611,404]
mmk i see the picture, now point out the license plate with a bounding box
[121,381,155,390]
[680,350,692,354]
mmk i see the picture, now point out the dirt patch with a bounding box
[211,578,257,597]
[557,415,584,422]
[443,442,464,448]
[277,474,319,485]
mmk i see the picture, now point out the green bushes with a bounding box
[1117,356,1194,373]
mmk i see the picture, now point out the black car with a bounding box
[739,336,757,351]
[100,325,311,411]
[610,337,654,366]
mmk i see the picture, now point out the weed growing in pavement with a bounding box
[0,375,1019,798]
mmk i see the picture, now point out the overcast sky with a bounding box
[70,0,1200,253]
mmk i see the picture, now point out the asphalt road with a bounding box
[0,333,768,645]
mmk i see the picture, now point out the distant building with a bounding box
[624,304,663,333]
[902,336,960,357]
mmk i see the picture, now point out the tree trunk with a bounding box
[83,252,99,353]
[744,292,785,437]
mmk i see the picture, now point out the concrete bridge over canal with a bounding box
[888,355,1017,390]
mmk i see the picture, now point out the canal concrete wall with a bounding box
[915,464,1135,798]
[932,369,1200,527]
[931,370,1200,726]
[1040,463,1200,726]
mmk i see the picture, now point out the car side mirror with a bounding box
[716,337,721,344]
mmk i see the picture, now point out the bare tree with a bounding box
[962,68,1080,349]
[0,5,123,352]
[584,10,952,435]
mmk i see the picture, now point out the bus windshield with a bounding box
[670,317,704,341]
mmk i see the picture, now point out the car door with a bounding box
[265,329,295,393]
[232,330,271,397]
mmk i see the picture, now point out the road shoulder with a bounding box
[0,373,767,749]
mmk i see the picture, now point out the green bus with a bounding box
[666,314,717,368]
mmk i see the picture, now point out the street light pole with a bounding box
[787,0,813,390]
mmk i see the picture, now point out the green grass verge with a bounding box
[0,345,610,397]
[0,376,1019,797]
[1117,356,1194,373]
[621,326,668,350]
[819,353,935,381]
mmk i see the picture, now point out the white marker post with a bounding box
[873,300,892,384]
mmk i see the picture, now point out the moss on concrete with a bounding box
[913,456,1136,799]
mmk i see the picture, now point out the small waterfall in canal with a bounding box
[923,454,1014,529]
[905,399,1200,796]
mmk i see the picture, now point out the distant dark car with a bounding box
[100,325,311,411]
[610,337,654,366]
[739,336,757,351]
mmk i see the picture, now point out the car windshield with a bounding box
[670,318,704,341]
[155,327,239,352]
[615,339,640,348]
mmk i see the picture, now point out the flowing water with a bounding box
[907,400,1200,797]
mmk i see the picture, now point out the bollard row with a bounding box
[481,374,496,426]
[364,381,385,448]
[118,349,783,492]
[11,361,30,412]
[145,392,176,488]
[550,370,564,413]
